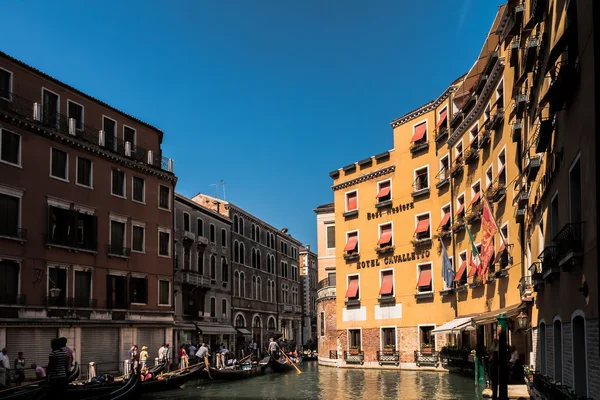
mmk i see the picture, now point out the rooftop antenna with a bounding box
[221,180,226,201]
[209,184,219,199]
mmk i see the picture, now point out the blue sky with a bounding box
[2,0,501,248]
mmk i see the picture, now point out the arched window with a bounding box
[234,241,239,263]
[233,215,238,233]
[240,272,245,298]
[539,322,547,374]
[221,229,227,247]
[255,226,260,243]
[266,233,270,248]
[221,298,227,318]
[251,248,257,268]
[271,234,275,249]
[257,250,261,270]
[256,277,261,301]
[572,313,587,396]
[197,252,204,275]
[251,224,255,240]
[183,212,190,232]
[221,257,228,282]
[233,271,239,296]
[210,297,216,317]
[268,317,276,331]
[553,318,563,383]
[210,255,217,279]
[240,243,245,264]
[235,313,245,328]
[252,276,257,299]
[253,315,261,328]
[239,217,244,236]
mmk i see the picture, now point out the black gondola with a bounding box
[201,363,268,381]
[268,356,302,373]
[137,364,204,393]
[302,352,318,361]
[0,363,82,400]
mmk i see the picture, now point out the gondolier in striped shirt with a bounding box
[47,338,70,396]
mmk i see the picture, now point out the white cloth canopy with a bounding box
[431,317,474,334]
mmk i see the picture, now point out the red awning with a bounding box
[456,203,465,216]
[415,218,430,234]
[380,273,394,295]
[417,269,432,287]
[454,261,467,282]
[411,123,427,143]
[378,227,393,245]
[346,278,359,298]
[493,244,506,263]
[347,193,357,210]
[470,192,481,206]
[376,185,391,199]
[439,213,451,228]
[436,109,448,129]
[468,257,478,277]
[344,236,358,252]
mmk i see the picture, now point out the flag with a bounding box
[480,198,499,276]
[465,224,481,277]
[441,240,454,289]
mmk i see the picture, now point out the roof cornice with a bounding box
[390,86,456,129]
[332,165,395,191]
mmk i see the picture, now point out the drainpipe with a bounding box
[594,0,600,365]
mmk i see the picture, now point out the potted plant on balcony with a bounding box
[383,344,396,355]
[349,346,360,355]
[421,343,433,355]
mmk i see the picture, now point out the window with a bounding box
[471,182,481,206]
[239,272,245,297]
[378,223,393,248]
[484,103,491,124]
[256,250,261,270]
[539,322,547,374]
[344,231,359,255]
[345,191,358,212]
[414,213,431,240]
[158,280,170,306]
[349,329,361,349]
[132,176,145,203]
[197,251,204,274]
[50,148,68,181]
[439,155,449,180]
[440,205,451,231]
[159,229,171,257]
[111,169,125,197]
[130,277,148,304]
[197,219,204,237]
[436,107,448,131]
[320,312,325,337]
[495,79,504,107]
[266,230,270,247]
[485,165,493,189]
[0,129,20,166]
[132,224,145,252]
[455,140,463,163]
[48,266,67,306]
[183,213,191,232]
[183,247,191,270]
[251,223,256,240]
[572,315,587,396]
[234,241,239,263]
[380,270,394,297]
[42,88,59,127]
[0,260,19,305]
[239,242,245,264]
[221,257,228,282]
[239,217,244,235]
[107,274,128,309]
[498,149,507,186]
[124,126,136,146]
[455,252,468,285]
[569,156,582,223]
[103,116,117,150]
[281,261,288,278]
[222,299,227,318]
[233,215,238,233]
[411,121,427,144]
[159,185,171,210]
[419,326,436,348]
[271,233,275,249]
[252,276,257,299]
[346,275,359,300]
[376,180,391,203]
[414,166,429,191]
[255,226,260,243]
[210,255,217,279]
[109,219,126,255]
[456,194,466,218]
[292,264,298,281]
[67,100,84,130]
[326,225,336,249]
[0,68,11,100]
[75,157,93,188]
[469,124,479,150]
[209,224,216,243]
[0,191,21,238]
[382,327,396,348]
[221,229,227,246]
[417,263,433,293]
[550,193,559,239]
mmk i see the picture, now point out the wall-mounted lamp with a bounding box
[579,281,589,298]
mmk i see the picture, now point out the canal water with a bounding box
[145,362,482,399]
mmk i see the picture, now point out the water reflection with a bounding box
[144,362,481,400]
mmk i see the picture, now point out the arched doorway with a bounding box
[252,316,262,356]
[572,314,587,396]
[235,313,247,358]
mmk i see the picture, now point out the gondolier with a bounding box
[268,337,278,359]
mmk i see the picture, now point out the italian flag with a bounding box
[466,224,481,276]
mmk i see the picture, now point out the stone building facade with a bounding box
[299,247,318,346]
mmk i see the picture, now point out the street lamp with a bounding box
[48,276,61,299]
[516,311,528,330]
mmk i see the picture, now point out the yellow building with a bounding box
[324,4,536,371]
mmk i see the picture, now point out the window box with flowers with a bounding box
[349,346,360,355]
[469,276,484,289]
[486,183,507,203]
[420,343,434,354]
[376,245,395,255]
[466,203,483,223]
[450,162,464,177]
[464,146,479,164]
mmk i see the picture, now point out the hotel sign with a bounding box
[356,250,430,269]
[366,202,414,220]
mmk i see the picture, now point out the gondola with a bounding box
[0,363,82,400]
[268,355,302,373]
[201,362,268,381]
[302,352,318,361]
[137,363,204,393]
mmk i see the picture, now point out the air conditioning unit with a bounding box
[147,150,153,165]
[125,141,131,157]
[98,130,105,146]
[33,103,41,122]
[68,118,77,136]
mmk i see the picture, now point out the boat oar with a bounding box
[204,356,213,380]
[276,344,301,375]
[239,354,252,363]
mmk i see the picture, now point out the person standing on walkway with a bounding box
[158,344,166,364]
[47,339,70,397]
[59,337,73,369]
[163,344,170,372]
[179,345,188,369]
[31,363,46,381]
[139,346,149,367]
[128,345,138,372]
[13,352,25,386]
[0,348,9,387]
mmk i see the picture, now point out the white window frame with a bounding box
[376,179,392,202]
[158,184,171,211]
[67,99,85,131]
[457,192,465,213]
[441,202,452,225]
[484,102,491,124]
[131,176,145,204]
[109,213,127,250]
[500,222,509,243]
[123,124,137,146]
[0,67,13,101]
[378,221,394,247]
[455,140,463,159]
[74,156,93,189]
[437,106,447,124]
[102,115,117,140]
[495,78,505,107]
[417,324,437,349]
[485,164,493,189]
[72,265,93,303]
[49,147,69,182]
[326,224,336,250]
[379,268,395,297]
[497,145,507,179]
[439,154,449,179]
[416,262,433,293]
[0,128,22,168]
[131,220,146,253]
[111,169,126,199]
[158,227,172,258]
[183,212,191,232]
[0,184,24,234]
[158,279,171,306]
[345,229,360,253]
[344,189,358,212]
[347,327,363,350]
[413,165,430,191]
[471,180,482,201]
[469,123,479,143]
[380,326,397,350]
[414,211,432,240]
[412,119,428,142]
[346,273,360,301]
[47,263,69,299]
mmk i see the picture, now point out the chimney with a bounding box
[305,244,310,251]
[281,228,288,234]
[213,200,220,214]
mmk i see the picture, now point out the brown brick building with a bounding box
[0,51,176,377]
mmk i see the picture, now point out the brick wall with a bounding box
[361,328,380,362]
[399,327,418,363]
[317,297,339,358]
[562,322,573,388]
[531,327,537,370]
[588,319,600,399]
[546,325,554,379]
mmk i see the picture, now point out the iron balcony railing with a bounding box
[377,349,400,366]
[106,244,131,257]
[0,91,172,173]
[552,222,584,260]
[0,227,27,241]
[0,294,26,306]
[343,350,364,365]
[329,350,338,359]
[318,276,336,289]
[538,245,558,274]
[45,233,98,252]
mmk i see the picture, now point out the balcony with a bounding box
[342,210,359,219]
[462,92,477,115]
[343,350,364,365]
[0,227,27,243]
[515,206,526,224]
[106,244,131,258]
[509,38,520,68]
[530,262,544,292]
[344,298,361,308]
[466,203,483,224]
[344,252,360,262]
[414,349,439,367]
[435,168,449,189]
[375,199,393,209]
[434,126,448,143]
[281,304,294,314]
[181,230,196,243]
[523,36,540,73]
[377,349,399,366]
[486,183,507,203]
[180,272,212,288]
[450,161,464,178]
[474,74,488,95]
[483,50,499,77]
[553,222,584,271]
[464,147,479,165]
[375,245,395,255]
[412,237,432,247]
[519,276,534,302]
[196,236,209,247]
[451,219,465,233]
[378,294,396,306]
[412,180,430,198]
[69,297,97,308]
[329,350,338,360]
[526,155,541,182]
[317,276,336,300]
[479,129,491,147]
[489,107,504,131]
[535,117,555,153]
[414,290,434,300]
[513,92,527,117]
[526,0,548,28]
[0,294,26,306]
[450,111,464,130]
[0,92,173,173]
[511,119,523,142]
[410,139,429,154]
[540,61,570,114]
[539,246,560,281]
